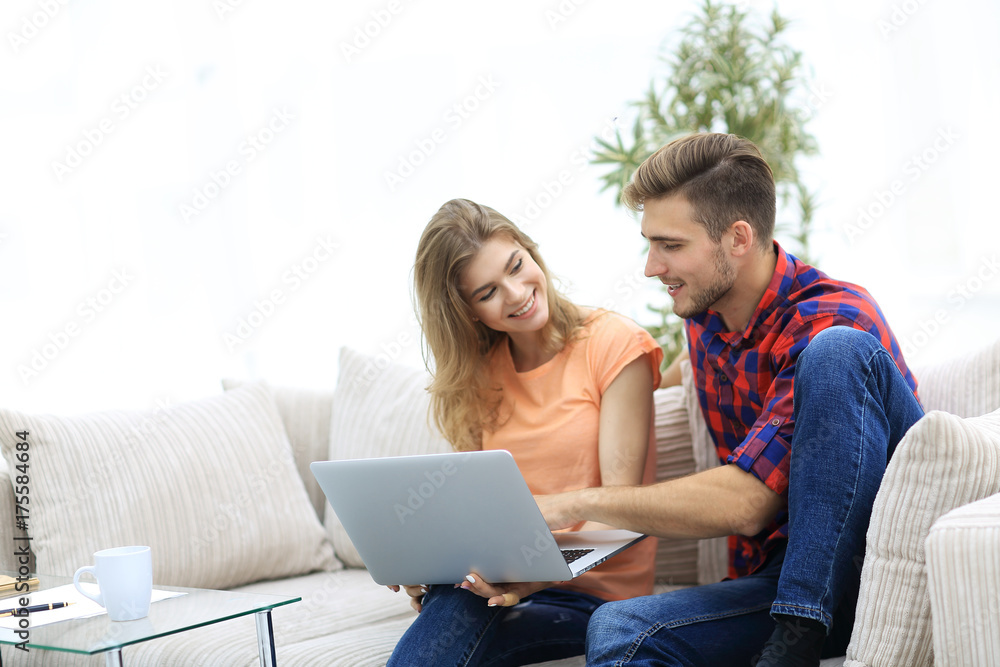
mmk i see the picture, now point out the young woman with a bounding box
[386,198,662,667]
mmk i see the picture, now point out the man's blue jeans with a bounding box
[386,585,606,666]
[586,327,925,666]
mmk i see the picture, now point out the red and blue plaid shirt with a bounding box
[685,242,919,580]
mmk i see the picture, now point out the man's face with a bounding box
[641,194,737,320]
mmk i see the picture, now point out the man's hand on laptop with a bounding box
[534,490,585,531]
[459,573,556,607]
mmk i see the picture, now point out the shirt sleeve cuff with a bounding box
[727,414,791,497]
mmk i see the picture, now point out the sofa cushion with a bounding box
[914,336,1000,417]
[222,378,334,523]
[651,385,699,585]
[0,381,336,589]
[845,407,1000,667]
[680,358,729,585]
[325,347,451,567]
[926,491,1000,665]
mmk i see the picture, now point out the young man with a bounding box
[534,133,925,666]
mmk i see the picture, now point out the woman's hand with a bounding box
[458,573,555,607]
[386,584,430,612]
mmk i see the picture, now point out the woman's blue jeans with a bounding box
[586,327,925,666]
[386,584,606,666]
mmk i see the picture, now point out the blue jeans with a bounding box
[586,327,925,666]
[387,585,606,667]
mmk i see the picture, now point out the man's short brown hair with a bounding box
[622,133,776,249]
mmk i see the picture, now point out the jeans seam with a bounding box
[771,603,828,625]
[616,622,665,666]
[664,601,775,629]
[458,606,505,667]
[612,602,774,665]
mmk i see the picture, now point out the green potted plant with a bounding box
[593,0,819,363]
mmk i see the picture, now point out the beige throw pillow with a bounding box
[0,382,336,589]
[926,490,1000,665]
[325,348,451,567]
[222,378,335,523]
[914,337,1000,418]
[651,385,699,585]
[845,408,1000,667]
[680,357,729,585]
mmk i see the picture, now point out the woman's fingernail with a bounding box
[466,575,476,584]
[488,603,497,607]
[421,586,428,593]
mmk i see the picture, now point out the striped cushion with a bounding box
[651,385,699,585]
[926,491,1000,665]
[913,337,1000,417]
[0,381,336,589]
[845,408,1000,667]
[325,348,452,567]
[222,378,335,523]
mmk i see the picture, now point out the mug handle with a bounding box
[73,566,104,606]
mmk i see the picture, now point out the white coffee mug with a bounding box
[73,545,153,621]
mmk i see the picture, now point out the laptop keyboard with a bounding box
[561,548,595,564]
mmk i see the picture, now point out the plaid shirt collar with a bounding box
[688,241,798,345]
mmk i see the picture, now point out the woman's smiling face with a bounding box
[460,235,549,334]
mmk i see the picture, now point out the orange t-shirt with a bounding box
[481,309,663,601]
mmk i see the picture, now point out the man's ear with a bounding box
[729,220,754,257]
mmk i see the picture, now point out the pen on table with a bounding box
[0,602,75,617]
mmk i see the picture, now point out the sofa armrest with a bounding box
[926,491,1000,666]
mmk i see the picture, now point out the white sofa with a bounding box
[0,339,998,666]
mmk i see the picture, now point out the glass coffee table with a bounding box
[0,572,300,666]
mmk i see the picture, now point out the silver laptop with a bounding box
[310,450,647,586]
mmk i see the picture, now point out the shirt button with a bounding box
[719,374,728,384]
[771,418,780,426]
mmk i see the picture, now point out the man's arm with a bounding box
[659,352,684,388]
[536,463,784,540]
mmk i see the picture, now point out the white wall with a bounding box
[2,0,997,414]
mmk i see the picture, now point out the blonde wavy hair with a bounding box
[413,199,583,452]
